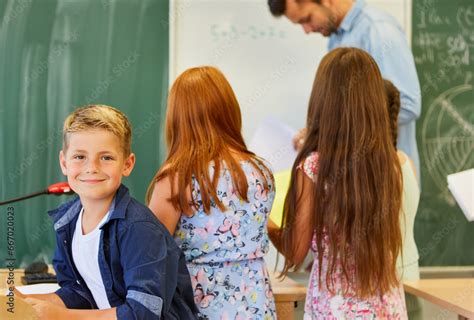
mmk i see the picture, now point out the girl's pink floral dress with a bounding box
[301,152,407,320]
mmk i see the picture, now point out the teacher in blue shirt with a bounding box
[268,0,421,182]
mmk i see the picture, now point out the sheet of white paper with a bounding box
[447,168,474,221]
[248,117,298,172]
[13,283,60,295]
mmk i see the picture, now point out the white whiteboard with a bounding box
[170,0,410,142]
[171,0,411,270]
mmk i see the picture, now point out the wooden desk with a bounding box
[0,295,37,320]
[271,273,307,319]
[404,278,474,320]
[1,268,23,286]
[1,268,307,320]
[0,268,37,319]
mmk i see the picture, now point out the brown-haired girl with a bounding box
[270,48,408,318]
[147,66,277,319]
[384,79,422,319]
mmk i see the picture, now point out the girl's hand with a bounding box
[24,297,68,320]
[267,218,283,252]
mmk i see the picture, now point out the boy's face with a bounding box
[59,129,135,204]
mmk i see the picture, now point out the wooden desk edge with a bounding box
[273,290,307,302]
[270,274,307,303]
[403,282,474,319]
[2,269,308,310]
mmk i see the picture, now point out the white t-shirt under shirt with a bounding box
[72,207,111,309]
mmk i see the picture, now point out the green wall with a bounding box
[0,0,169,267]
[413,0,474,266]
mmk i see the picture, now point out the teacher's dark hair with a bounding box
[268,0,323,16]
[268,0,286,16]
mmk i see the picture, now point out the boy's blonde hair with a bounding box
[63,105,132,156]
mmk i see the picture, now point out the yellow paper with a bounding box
[270,169,292,227]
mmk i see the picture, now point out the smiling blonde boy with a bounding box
[19,105,198,320]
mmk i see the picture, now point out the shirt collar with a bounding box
[49,184,131,230]
[103,184,130,222]
[337,0,365,34]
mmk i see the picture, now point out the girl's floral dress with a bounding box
[174,160,277,320]
[301,152,407,320]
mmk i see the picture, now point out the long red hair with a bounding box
[146,66,272,214]
[281,48,403,298]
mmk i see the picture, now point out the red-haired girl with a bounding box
[147,66,276,319]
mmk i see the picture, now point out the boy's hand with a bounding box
[24,297,67,320]
[13,287,26,299]
[12,288,67,307]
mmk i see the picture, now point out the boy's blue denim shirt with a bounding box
[48,184,199,319]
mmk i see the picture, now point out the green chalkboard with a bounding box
[0,0,169,267]
[412,0,474,266]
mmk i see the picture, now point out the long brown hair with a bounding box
[383,79,401,148]
[146,66,272,214]
[281,48,403,298]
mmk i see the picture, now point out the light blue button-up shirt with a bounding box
[328,0,421,181]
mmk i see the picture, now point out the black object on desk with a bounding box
[21,261,57,285]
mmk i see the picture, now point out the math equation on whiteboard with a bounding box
[210,25,287,42]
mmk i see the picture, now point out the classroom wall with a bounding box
[412,0,474,266]
[0,0,169,266]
